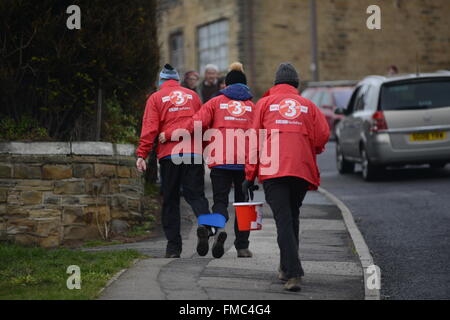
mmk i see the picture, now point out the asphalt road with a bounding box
[316,142,450,299]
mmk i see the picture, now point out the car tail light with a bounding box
[371,111,388,132]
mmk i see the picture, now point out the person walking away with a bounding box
[199,64,220,103]
[136,64,212,258]
[159,62,255,259]
[243,63,330,291]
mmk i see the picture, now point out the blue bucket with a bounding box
[198,213,226,228]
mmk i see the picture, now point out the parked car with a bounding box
[335,72,450,181]
[302,81,356,140]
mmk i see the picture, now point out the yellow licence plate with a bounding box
[410,132,447,142]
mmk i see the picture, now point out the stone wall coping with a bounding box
[0,142,136,157]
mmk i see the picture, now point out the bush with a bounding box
[0,0,159,142]
[102,95,139,145]
[0,116,50,141]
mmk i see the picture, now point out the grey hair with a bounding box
[204,64,219,73]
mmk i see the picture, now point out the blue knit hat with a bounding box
[160,64,180,81]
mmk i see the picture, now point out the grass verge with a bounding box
[0,243,143,300]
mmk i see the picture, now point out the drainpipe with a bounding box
[309,0,319,81]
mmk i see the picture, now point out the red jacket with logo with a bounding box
[166,93,256,168]
[136,80,203,160]
[245,84,330,189]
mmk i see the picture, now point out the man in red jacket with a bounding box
[136,64,211,259]
[160,63,256,259]
[243,63,330,291]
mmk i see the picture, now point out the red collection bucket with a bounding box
[233,202,264,231]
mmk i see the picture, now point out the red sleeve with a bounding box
[193,98,215,129]
[312,103,330,154]
[136,95,160,159]
[245,100,264,181]
[166,96,215,140]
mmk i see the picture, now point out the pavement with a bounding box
[87,173,366,300]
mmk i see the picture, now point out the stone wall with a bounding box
[0,142,144,247]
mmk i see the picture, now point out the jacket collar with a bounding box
[160,80,180,89]
[219,83,253,101]
[267,84,300,96]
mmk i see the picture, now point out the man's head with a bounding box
[204,64,219,85]
[160,64,180,85]
[274,62,300,88]
[184,70,200,89]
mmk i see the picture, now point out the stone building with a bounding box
[157,0,450,97]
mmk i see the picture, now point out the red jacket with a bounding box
[245,84,330,189]
[166,92,256,168]
[136,80,202,160]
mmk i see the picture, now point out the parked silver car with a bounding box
[335,72,450,181]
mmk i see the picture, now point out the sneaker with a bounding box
[237,248,253,258]
[284,277,302,292]
[212,231,227,258]
[165,252,180,258]
[278,267,288,282]
[196,226,210,256]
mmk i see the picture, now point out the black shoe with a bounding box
[284,277,302,292]
[197,226,210,256]
[237,248,253,258]
[165,252,180,258]
[212,231,227,258]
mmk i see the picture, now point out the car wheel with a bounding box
[336,141,354,174]
[360,146,383,181]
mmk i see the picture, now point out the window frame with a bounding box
[196,19,229,74]
[169,31,184,75]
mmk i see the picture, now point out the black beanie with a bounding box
[225,70,247,86]
[225,62,247,86]
[274,63,299,87]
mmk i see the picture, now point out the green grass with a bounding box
[126,220,155,237]
[0,243,143,300]
[81,240,124,248]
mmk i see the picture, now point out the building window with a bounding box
[170,32,184,74]
[198,20,229,74]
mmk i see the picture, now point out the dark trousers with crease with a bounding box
[159,158,210,255]
[263,176,309,278]
[210,168,250,250]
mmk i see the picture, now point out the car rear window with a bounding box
[333,89,353,109]
[380,79,450,110]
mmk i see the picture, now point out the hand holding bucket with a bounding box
[242,180,259,202]
[234,180,263,231]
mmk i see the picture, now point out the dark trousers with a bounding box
[263,176,309,278]
[159,158,210,254]
[210,168,250,250]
